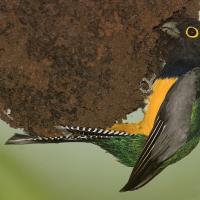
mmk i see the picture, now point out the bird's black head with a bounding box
[160,18,200,78]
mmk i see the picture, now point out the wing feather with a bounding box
[121,69,197,191]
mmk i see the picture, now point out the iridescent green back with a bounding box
[93,135,146,167]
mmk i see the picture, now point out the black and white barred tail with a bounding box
[5,126,133,145]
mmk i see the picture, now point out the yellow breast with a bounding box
[110,78,177,136]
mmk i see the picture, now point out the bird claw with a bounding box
[139,73,156,94]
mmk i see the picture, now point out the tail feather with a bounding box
[5,133,110,145]
[5,134,39,145]
[55,125,131,137]
[5,126,133,145]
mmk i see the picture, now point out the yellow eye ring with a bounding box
[185,26,199,38]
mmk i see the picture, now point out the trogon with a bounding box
[5,18,200,192]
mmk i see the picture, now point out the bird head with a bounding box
[161,18,200,43]
[159,18,200,78]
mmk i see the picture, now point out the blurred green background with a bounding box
[1,115,200,200]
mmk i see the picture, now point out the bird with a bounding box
[5,18,200,192]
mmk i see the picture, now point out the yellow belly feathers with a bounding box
[110,78,177,136]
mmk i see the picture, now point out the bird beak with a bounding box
[161,22,180,38]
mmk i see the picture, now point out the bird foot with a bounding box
[139,73,156,94]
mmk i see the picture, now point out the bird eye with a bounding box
[185,26,199,38]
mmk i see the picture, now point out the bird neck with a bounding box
[159,54,200,78]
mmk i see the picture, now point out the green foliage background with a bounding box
[1,119,200,200]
